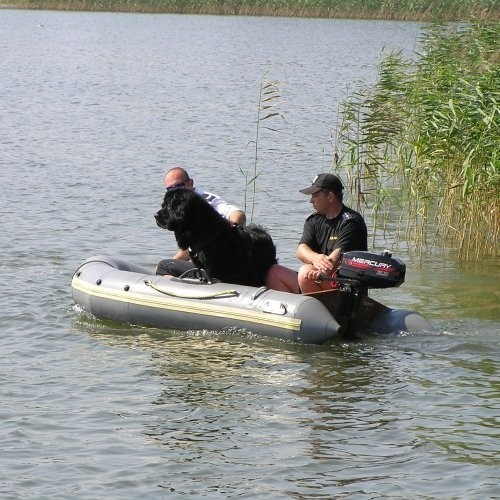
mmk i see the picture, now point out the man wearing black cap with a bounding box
[297,173,368,293]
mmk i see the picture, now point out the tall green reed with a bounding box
[240,76,285,223]
[334,20,499,260]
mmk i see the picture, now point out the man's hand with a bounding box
[311,253,335,276]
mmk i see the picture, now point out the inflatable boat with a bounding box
[71,251,432,344]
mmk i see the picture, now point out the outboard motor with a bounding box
[337,250,405,289]
[335,250,406,338]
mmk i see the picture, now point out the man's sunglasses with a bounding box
[166,181,188,192]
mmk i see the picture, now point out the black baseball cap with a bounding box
[299,173,344,194]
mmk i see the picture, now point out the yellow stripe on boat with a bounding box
[72,276,302,331]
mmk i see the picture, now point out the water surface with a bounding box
[1,9,498,499]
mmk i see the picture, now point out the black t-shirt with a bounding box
[299,205,368,255]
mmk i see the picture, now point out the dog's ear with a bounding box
[173,189,203,226]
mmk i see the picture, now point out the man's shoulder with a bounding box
[196,188,223,202]
[305,213,324,223]
[195,188,243,219]
[341,205,365,222]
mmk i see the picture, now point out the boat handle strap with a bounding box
[144,280,239,300]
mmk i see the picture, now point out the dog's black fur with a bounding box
[155,189,277,287]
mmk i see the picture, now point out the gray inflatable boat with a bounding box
[71,252,432,344]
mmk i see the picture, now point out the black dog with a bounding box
[155,189,277,287]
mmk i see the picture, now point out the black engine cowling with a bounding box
[337,250,406,289]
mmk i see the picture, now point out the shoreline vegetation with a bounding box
[335,20,499,260]
[2,0,499,22]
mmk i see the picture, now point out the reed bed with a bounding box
[334,20,499,260]
[4,0,499,22]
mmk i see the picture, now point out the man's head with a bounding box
[299,173,344,215]
[164,166,194,192]
[299,173,344,195]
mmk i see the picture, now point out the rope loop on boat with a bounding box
[144,280,239,300]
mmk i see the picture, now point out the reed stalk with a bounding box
[240,76,285,223]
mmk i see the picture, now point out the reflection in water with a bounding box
[84,324,322,493]
[77,312,500,496]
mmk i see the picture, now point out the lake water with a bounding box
[1,8,499,499]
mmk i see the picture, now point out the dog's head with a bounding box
[155,189,181,231]
[155,189,225,249]
[155,188,198,230]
